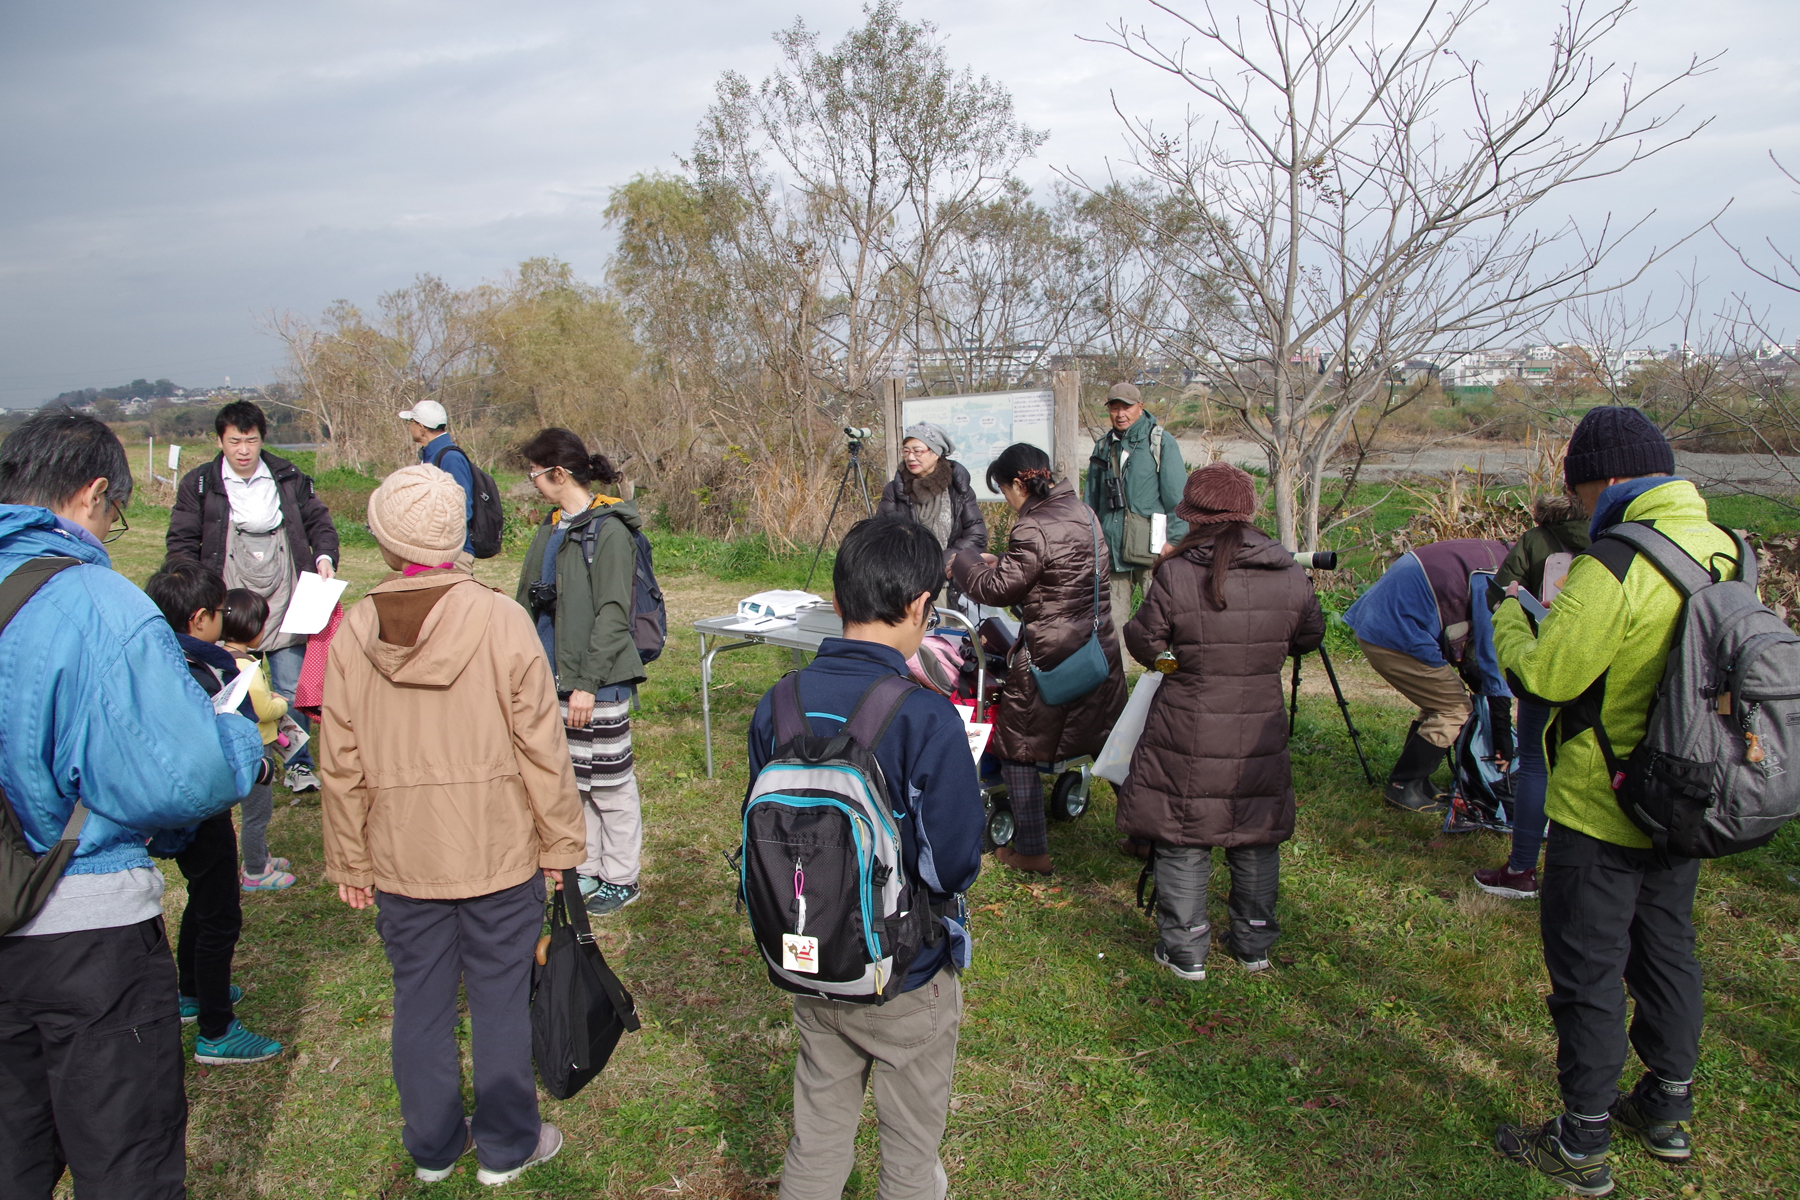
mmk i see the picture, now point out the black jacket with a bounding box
[167,451,340,577]
[876,459,988,554]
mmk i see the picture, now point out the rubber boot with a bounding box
[1385,723,1448,813]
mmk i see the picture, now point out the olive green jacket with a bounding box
[1084,414,1189,572]
[1494,520,1590,597]
[517,499,646,695]
[1493,480,1740,848]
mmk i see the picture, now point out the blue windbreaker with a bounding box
[0,505,264,876]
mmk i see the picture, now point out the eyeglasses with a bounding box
[102,498,129,544]
[527,465,561,484]
[901,448,935,459]
[926,606,941,631]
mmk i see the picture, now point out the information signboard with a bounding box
[900,388,1054,501]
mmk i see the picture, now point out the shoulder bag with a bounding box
[1029,507,1112,706]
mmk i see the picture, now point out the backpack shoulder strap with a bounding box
[1601,521,1722,599]
[841,674,920,752]
[429,443,462,469]
[770,672,810,749]
[0,558,80,632]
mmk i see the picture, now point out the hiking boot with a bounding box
[1610,1091,1693,1160]
[194,1019,283,1065]
[1152,944,1206,981]
[584,881,640,917]
[241,865,297,891]
[1384,777,1447,813]
[1117,837,1152,861]
[993,845,1052,875]
[179,985,243,1024]
[284,763,320,793]
[1385,727,1448,813]
[1474,864,1540,900]
[1495,1116,1613,1196]
[476,1122,562,1186]
[416,1117,476,1183]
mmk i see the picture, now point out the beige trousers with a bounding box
[779,966,962,1200]
[578,775,642,886]
[1359,639,1471,748]
[1109,565,1148,648]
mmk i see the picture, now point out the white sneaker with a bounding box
[284,763,320,792]
[416,1118,474,1183]
[477,1123,562,1186]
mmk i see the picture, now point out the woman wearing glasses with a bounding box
[516,429,648,919]
[878,424,988,605]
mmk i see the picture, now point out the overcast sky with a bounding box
[1,0,1796,408]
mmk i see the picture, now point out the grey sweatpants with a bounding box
[375,876,546,1175]
[239,750,277,874]
[779,966,962,1200]
[1153,842,1281,964]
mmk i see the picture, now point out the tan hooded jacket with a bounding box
[321,570,585,899]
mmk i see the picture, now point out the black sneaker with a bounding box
[1495,1117,1612,1196]
[584,881,640,917]
[1151,944,1206,981]
[1610,1093,1693,1160]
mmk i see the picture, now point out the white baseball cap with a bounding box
[398,399,448,429]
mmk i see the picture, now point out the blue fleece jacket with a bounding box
[421,432,476,554]
[1591,476,1688,540]
[746,638,985,991]
[0,505,265,876]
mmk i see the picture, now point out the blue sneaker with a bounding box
[179,985,244,1024]
[194,1019,282,1065]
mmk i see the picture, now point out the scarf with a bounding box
[905,458,956,549]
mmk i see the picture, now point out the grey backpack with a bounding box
[1585,522,1800,858]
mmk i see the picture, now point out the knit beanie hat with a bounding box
[903,422,954,458]
[1174,462,1258,526]
[1563,406,1674,486]
[367,464,467,566]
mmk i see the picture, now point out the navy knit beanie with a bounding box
[1563,406,1674,487]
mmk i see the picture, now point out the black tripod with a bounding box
[1288,644,1376,786]
[804,428,877,592]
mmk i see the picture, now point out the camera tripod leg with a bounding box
[1317,643,1377,786]
[1289,655,1301,737]
[803,448,877,593]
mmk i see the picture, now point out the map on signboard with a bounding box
[901,389,1054,501]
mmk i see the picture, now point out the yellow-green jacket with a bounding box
[1493,480,1741,848]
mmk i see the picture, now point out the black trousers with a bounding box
[375,876,546,1174]
[0,917,188,1199]
[175,812,242,1040]
[1540,820,1703,1118]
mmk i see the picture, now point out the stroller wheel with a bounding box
[984,789,1015,850]
[1049,769,1089,821]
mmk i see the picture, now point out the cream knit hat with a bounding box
[367,464,467,566]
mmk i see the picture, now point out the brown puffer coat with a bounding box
[950,480,1128,763]
[1116,526,1326,848]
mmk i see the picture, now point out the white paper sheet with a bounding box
[1150,511,1167,550]
[964,721,993,762]
[278,571,348,635]
[273,718,310,764]
[212,665,257,715]
[1540,551,1574,605]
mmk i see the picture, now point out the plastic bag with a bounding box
[1092,671,1163,785]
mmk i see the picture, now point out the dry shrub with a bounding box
[747,452,868,554]
[1745,532,1800,633]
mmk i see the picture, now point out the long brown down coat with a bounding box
[1116,526,1326,848]
[950,479,1128,763]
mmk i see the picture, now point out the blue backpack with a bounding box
[576,512,667,665]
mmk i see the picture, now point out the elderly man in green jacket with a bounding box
[1489,407,1735,1197]
[1085,382,1188,646]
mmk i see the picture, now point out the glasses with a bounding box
[901,448,935,459]
[102,498,129,544]
[926,606,941,631]
[527,465,561,484]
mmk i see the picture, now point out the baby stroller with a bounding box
[914,616,1094,849]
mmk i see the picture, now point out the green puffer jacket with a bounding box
[1493,480,1741,848]
[1494,494,1590,597]
[517,498,646,695]
[1085,414,1189,571]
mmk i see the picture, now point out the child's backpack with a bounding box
[430,443,505,559]
[1582,522,1800,857]
[736,673,939,1004]
[905,633,967,697]
[576,512,668,665]
[1443,697,1517,835]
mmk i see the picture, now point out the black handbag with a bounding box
[1028,506,1111,706]
[530,869,640,1100]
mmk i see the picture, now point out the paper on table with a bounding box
[278,571,348,636]
[212,666,257,715]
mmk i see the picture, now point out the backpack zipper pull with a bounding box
[1744,703,1766,763]
[793,859,806,937]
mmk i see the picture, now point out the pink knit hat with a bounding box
[1174,462,1257,526]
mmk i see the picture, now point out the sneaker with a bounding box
[179,985,244,1024]
[241,865,297,891]
[1474,864,1540,900]
[267,856,291,872]
[1151,944,1206,982]
[476,1122,562,1186]
[193,1018,283,1065]
[577,874,601,900]
[416,1117,476,1183]
[583,881,641,917]
[1219,937,1271,973]
[1495,1116,1613,1196]
[1610,1092,1693,1160]
[284,763,320,793]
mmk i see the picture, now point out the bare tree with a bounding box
[1088,0,1715,548]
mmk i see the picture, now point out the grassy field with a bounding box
[82,496,1800,1200]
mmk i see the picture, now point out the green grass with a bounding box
[85,485,1800,1198]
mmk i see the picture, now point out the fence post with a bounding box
[1053,368,1082,486]
[881,376,906,482]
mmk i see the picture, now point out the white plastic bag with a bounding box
[1092,671,1163,785]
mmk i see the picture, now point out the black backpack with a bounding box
[530,869,640,1099]
[0,557,91,935]
[431,443,505,559]
[575,512,667,665]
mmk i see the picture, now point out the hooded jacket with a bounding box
[0,505,264,878]
[1116,527,1326,847]
[167,450,340,576]
[517,498,647,695]
[1085,413,1190,571]
[1493,479,1739,849]
[876,458,988,554]
[950,479,1128,762]
[320,570,586,899]
[1495,494,1591,599]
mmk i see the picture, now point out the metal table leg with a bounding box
[700,634,757,778]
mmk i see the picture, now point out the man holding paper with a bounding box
[1085,383,1188,648]
[168,400,340,792]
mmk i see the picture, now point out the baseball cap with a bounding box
[1105,382,1142,406]
[398,399,448,429]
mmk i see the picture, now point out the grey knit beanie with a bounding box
[903,422,954,458]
